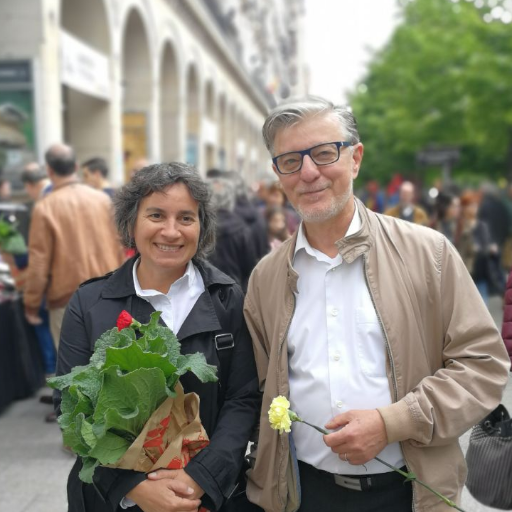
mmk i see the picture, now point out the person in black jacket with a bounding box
[206,173,258,292]
[55,162,262,512]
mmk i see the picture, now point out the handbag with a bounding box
[466,404,512,509]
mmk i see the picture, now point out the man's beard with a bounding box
[296,179,353,223]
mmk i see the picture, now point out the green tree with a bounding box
[350,0,512,185]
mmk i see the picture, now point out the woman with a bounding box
[432,192,461,245]
[458,191,500,304]
[265,206,290,251]
[56,163,261,512]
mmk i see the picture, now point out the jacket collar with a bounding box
[285,197,375,292]
[101,256,234,340]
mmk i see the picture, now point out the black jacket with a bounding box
[56,257,261,512]
[235,197,270,261]
[208,209,258,292]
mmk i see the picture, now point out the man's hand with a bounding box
[126,475,201,512]
[148,469,205,500]
[25,311,43,325]
[323,409,388,465]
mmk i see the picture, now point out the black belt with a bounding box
[298,460,409,492]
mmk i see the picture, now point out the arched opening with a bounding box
[185,65,200,168]
[121,9,152,181]
[160,42,180,163]
[60,0,111,168]
[204,80,216,171]
[218,94,227,170]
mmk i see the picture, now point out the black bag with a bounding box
[466,404,512,509]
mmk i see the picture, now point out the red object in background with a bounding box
[116,310,133,331]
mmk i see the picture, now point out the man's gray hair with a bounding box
[114,162,216,261]
[262,95,360,154]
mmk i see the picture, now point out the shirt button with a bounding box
[333,353,340,361]
[336,401,343,409]
[331,308,339,317]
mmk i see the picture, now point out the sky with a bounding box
[304,0,402,104]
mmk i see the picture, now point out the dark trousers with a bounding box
[297,460,413,512]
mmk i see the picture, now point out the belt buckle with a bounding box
[334,474,364,491]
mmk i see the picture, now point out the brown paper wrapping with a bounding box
[106,382,209,473]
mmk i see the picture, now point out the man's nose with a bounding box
[300,155,321,181]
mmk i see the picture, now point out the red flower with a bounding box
[117,310,133,331]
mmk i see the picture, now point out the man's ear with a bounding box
[351,143,364,179]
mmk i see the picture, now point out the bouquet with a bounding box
[48,310,218,483]
[0,218,27,255]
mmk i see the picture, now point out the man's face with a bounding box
[272,114,363,223]
[82,167,99,188]
[24,183,39,201]
[399,184,415,206]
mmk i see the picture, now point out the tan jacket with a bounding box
[384,204,429,225]
[24,181,124,313]
[244,198,510,512]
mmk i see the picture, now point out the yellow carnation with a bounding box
[268,395,292,434]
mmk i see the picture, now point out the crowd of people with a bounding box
[0,94,511,512]
[360,178,512,305]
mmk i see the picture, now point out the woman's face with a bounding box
[268,212,286,236]
[463,201,479,220]
[133,183,201,280]
[446,197,461,220]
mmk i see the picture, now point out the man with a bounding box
[244,96,510,512]
[21,162,52,200]
[81,157,115,198]
[384,180,429,225]
[24,144,123,348]
[206,170,258,292]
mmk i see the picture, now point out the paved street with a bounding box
[0,296,509,512]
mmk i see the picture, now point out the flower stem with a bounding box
[373,457,466,512]
[295,416,467,512]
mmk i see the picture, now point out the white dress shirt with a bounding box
[122,259,205,508]
[132,258,205,333]
[288,204,404,475]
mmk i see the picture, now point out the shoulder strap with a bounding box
[210,286,235,404]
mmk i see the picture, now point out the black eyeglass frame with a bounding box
[272,141,354,175]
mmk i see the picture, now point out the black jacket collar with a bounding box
[101,256,235,340]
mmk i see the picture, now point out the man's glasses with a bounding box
[272,141,354,175]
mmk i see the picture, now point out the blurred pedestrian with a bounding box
[81,157,115,198]
[359,180,385,213]
[21,163,52,200]
[265,181,300,234]
[458,191,501,304]
[384,181,428,225]
[432,191,461,245]
[479,182,510,252]
[23,143,124,422]
[501,269,512,369]
[19,163,56,380]
[228,170,270,261]
[207,173,258,292]
[265,205,290,251]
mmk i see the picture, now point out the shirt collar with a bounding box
[132,258,195,297]
[294,201,362,260]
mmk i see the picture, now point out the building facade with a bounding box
[0,0,306,186]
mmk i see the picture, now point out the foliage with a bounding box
[349,0,512,185]
[0,219,27,255]
[48,311,218,483]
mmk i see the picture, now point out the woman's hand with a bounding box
[148,469,205,500]
[126,475,201,512]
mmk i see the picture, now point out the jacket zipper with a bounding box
[277,291,297,510]
[362,254,417,512]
